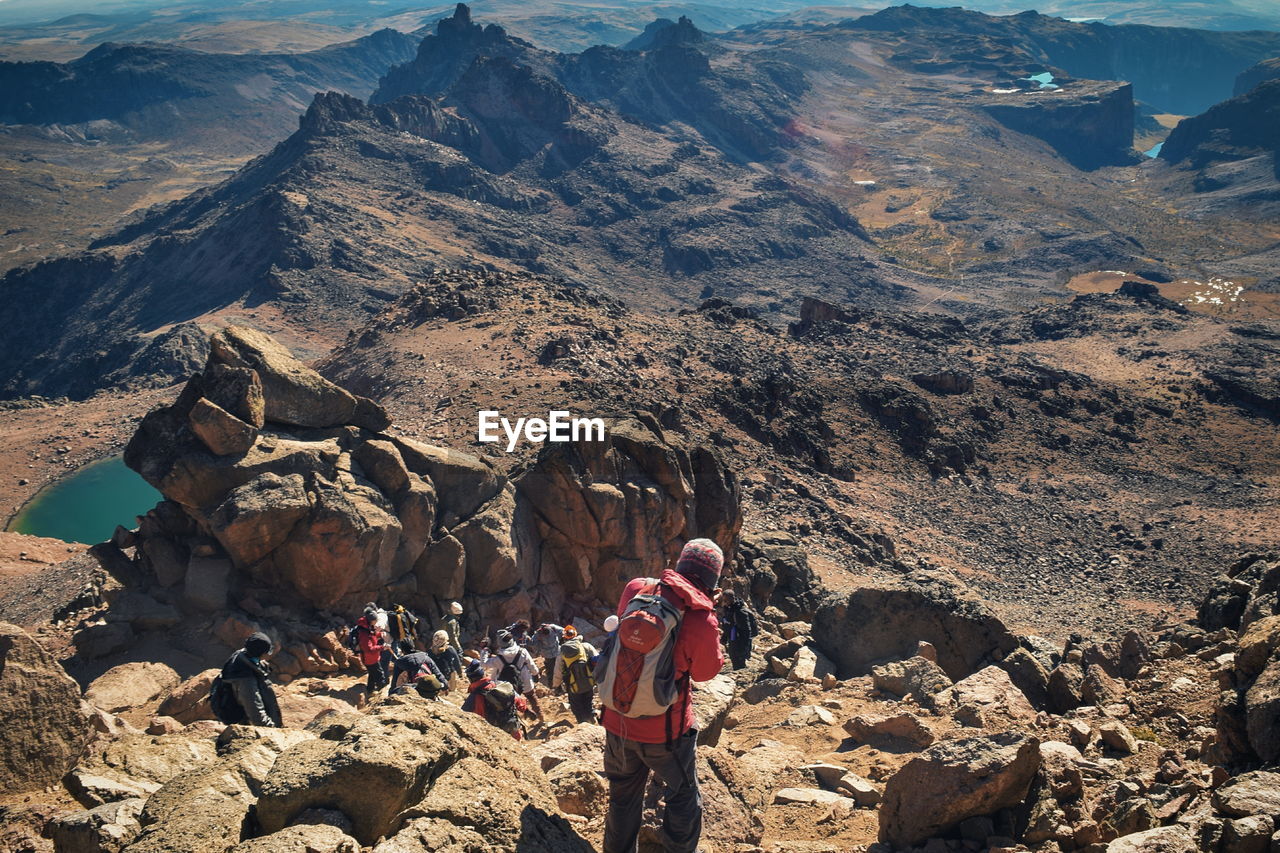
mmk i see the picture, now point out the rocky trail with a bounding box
[0,324,1276,853]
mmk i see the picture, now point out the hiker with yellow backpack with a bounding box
[552,624,599,723]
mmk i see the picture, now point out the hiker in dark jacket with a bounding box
[386,604,423,649]
[390,640,447,698]
[220,632,282,727]
[428,629,464,685]
[719,590,758,671]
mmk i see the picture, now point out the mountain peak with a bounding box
[624,16,706,52]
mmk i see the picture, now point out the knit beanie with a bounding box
[244,632,272,657]
[675,538,724,592]
[466,660,484,681]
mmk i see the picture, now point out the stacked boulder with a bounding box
[100,326,739,655]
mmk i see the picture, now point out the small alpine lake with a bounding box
[7,456,160,545]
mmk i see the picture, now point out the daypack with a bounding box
[597,579,683,718]
[481,680,519,730]
[208,674,244,725]
[561,640,595,695]
[414,662,444,696]
[495,650,522,687]
[346,624,361,654]
[388,606,417,643]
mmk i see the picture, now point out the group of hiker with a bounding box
[213,536,758,853]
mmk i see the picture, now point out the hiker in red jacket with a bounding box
[599,538,725,853]
[354,604,391,701]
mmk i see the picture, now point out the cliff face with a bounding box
[981,81,1137,170]
[1160,79,1280,168]
[0,29,419,149]
[1235,56,1280,96]
[848,6,1280,115]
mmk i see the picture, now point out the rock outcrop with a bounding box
[115,326,740,636]
[0,621,91,792]
[981,81,1137,171]
[1198,554,1280,765]
[812,569,1017,680]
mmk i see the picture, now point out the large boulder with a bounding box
[872,656,953,707]
[117,328,741,629]
[0,622,91,792]
[531,723,606,772]
[878,732,1041,847]
[945,665,1037,727]
[126,726,315,853]
[737,530,822,620]
[67,730,218,808]
[843,712,935,748]
[86,662,181,715]
[254,696,588,849]
[1212,770,1280,817]
[156,669,219,724]
[813,570,1017,680]
[48,797,145,853]
[209,326,385,430]
[997,647,1052,709]
[1105,826,1195,853]
[230,825,360,852]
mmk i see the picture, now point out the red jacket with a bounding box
[601,568,724,744]
[356,616,388,667]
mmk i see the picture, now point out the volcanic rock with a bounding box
[878,732,1041,846]
[871,656,953,707]
[67,730,218,808]
[230,824,360,852]
[843,712,935,748]
[48,797,145,853]
[126,726,316,853]
[945,665,1037,727]
[1212,771,1280,817]
[814,571,1017,680]
[253,696,587,849]
[0,621,91,793]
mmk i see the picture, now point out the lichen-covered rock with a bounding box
[125,726,315,853]
[0,622,91,793]
[254,696,587,849]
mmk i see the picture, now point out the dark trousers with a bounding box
[603,728,701,853]
[729,641,751,671]
[365,651,391,694]
[568,690,595,723]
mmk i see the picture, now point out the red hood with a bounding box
[659,567,715,611]
[357,616,375,629]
